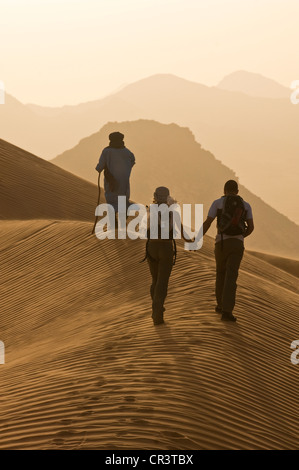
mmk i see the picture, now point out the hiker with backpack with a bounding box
[202,180,254,322]
[95,132,135,226]
[144,187,194,326]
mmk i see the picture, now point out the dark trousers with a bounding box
[214,238,244,314]
[147,240,174,322]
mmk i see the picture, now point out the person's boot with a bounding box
[221,312,237,322]
[215,305,222,313]
[152,312,164,325]
[152,309,165,325]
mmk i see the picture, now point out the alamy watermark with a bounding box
[94,196,203,251]
[290,340,299,365]
[0,81,5,104]
[0,341,4,364]
[290,80,299,104]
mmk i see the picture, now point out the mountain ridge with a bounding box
[218,70,290,98]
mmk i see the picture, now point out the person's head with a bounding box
[153,186,176,206]
[109,131,125,149]
[224,180,239,196]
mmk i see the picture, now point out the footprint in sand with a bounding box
[121,335,132,341]
[55,429,79,439]
[80,410,93,416]
[124,396,136,403]
[150,388,166,393]
[130,418,149,426]
[156,369,171,375]
[52,438,65,446]
[190,339,202,346]
[161,430,184,438]
[78,404,94,411]
[118,405,136,411]
[95,378,106,387]
[118,418,127,423]
[104,355,117,361]
[67,390,79,396]
[88,396,100,402]
[60,418,73,425]
[109,384,123,390]
[143,377,160,383]
[137,406,154,413]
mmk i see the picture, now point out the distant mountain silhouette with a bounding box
[0,92,142,159]
[218,70,290,99]
[52,120,299,259]
[1,73,299,222]
[0,139,100,220]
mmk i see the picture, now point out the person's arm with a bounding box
[202,200,218,235]
[244,218,254,238]
[203,216,215,236]
[180,222,195,243]
[131,153,136,167]
[95,150,107,173]
[244,204,254,238]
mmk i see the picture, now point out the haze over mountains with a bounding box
[0,137,298,449]
[218,70,291,98]
[52,120,299,260]
[107,74,298,223]
[0,71,298,223]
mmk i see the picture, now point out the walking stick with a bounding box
[91,172,101,235]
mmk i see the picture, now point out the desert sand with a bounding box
[0,140,299,450]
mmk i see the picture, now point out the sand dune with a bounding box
[248,251,299,279]
[1,139,298,450]
[0,219,298,450]
[0,139,101,221]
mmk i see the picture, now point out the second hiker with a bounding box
[202,180,254,322]
[144,187,194,326]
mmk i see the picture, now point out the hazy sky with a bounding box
[1,0,298,106]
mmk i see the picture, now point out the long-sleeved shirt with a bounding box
[96,146,135,210]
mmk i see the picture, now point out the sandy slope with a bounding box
[248,251,299,279]
[0,220,298,450]
[0,139,101,221]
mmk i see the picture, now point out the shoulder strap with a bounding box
[172,239,177,266]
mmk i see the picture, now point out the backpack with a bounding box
[217,195,247,237]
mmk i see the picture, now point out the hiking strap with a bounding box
[140,239,177,265]
[140,239,150,263]
[172,239,177,266]
[91,172,101,235]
